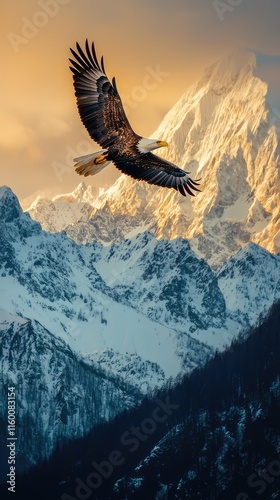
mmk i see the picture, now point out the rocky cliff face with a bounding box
[0,309,139,477]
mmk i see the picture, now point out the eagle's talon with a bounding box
[94,153,108,165]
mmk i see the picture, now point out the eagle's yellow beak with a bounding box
[158,140,168,148]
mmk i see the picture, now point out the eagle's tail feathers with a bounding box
[74,150,111,177]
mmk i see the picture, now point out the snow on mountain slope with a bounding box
[0,309,139,476]
[0,186,214,391]
[26,182,102,233]
[2,186,279,386]
[93,233,226,332]
[216,243,280,327]
[1,185,279,479]
[92,231,280,347]
[0,309,27,329]
[27,49,280,266]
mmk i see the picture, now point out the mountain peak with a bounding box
[53,181,87,203]
[206,49,256,79]
[0,185,22,222]
[196,49,255,91]
[225,242,279,266]
[52,182,103,205]
[26,50,279,266]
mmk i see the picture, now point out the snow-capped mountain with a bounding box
[26,49,280,267]
[0,186,214,390]
[217,243,280,327]
[27,182,102,233]
[1,185,279,384]
[108,302,280,500]
[1,184,279,478]
[0,309,138,477]
[14,301,279,500]
[93,235,280,339]
[2,48,279,487]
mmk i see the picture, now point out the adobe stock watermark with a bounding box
[52,64,169,183]
[7,0,72,54]
[121,65,170,115]
[52,131,93,183]
[236,458,280,499]
[61,396,179,499]
[213,0,245,22]
[6,387,17,494]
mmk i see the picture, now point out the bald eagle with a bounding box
[69,41,200,197]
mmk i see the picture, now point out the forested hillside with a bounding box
[8,301,279,500]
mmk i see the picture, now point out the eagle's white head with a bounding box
[137,137,168,154]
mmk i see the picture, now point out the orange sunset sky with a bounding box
[1,0,280,207]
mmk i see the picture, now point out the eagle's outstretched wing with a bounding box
[113,153,200,197]
[70,41,201,197]
[69,40,136,149]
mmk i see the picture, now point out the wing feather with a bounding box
[70,41,202,198]
[69,41,136,149]
[85,40,96,66]
[113,153,200,197]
